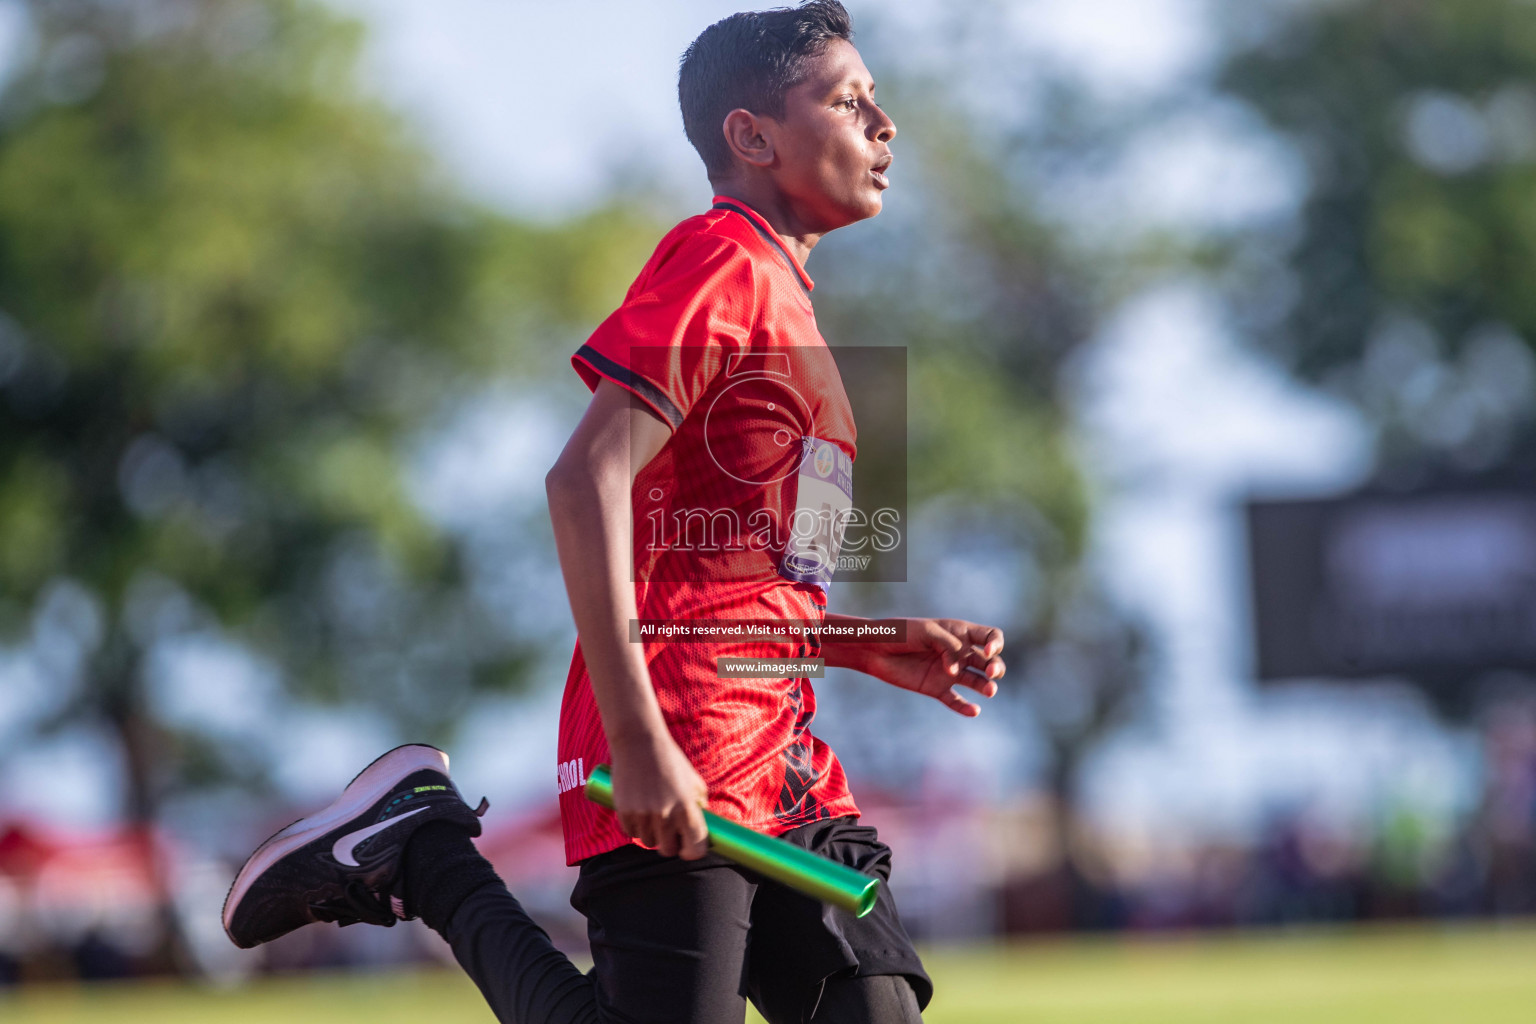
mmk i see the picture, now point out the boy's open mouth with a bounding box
[870,155,892,190]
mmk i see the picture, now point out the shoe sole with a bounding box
[221,744,451,943]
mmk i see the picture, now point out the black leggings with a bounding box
[442,881,922,1024]
[425,826,927,1024]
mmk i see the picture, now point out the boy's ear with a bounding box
[722,108,775,169]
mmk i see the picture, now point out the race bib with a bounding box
[778,436,854,590]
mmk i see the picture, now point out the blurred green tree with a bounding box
[1217,0,1536,472]
[0,0,656,968]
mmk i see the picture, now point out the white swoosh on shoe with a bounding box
[332,806,430,868]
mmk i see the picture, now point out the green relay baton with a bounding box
[584,763,880,918]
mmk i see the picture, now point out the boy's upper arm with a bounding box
[556,378,672,484]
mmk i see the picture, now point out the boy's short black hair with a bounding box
[678,1,854,178]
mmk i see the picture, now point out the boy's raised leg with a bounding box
[222,743,764,1024]
[411,829,760,1024]
[405,821,602,1024]
[223,744,601,1023]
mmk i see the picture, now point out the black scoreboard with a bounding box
[1247,488,1536,688]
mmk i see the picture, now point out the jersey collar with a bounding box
[710,195,815,295]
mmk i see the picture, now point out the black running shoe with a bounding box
[222,744,488,949]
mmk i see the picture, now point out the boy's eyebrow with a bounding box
[823,77,877,96]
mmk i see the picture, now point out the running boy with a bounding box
[223,5,1005,1022]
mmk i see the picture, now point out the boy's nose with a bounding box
[873,108,897,143]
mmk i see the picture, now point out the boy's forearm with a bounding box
[821,612,876,672]
[546,461,670,749]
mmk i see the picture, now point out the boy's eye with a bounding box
[837,98,856,110]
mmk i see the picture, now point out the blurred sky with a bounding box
[324,0,1217,216]
[0,0,1483,841]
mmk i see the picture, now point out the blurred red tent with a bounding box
[0,820,167,931]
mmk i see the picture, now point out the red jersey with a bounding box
[556,198,861,864]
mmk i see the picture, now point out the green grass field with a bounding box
[5,923,1534,1023]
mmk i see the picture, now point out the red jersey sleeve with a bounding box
[573,232,757,430]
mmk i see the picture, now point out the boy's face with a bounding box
[767,39,896,232]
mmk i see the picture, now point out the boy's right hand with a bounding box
[609,734,710,860]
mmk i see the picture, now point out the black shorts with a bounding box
[570,816,931,1023]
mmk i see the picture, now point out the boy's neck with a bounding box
[710,182,822,267]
